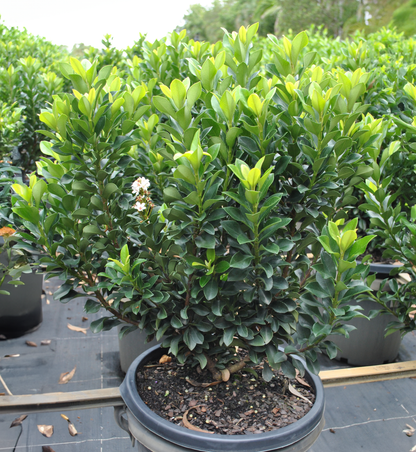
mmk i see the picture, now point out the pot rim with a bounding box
[120,344,325,452]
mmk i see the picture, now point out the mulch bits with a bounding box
[136,357,315,435]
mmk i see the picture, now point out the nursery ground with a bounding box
[0,278,415,451]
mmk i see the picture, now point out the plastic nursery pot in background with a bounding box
[0,237,43,339]
[117,324,162,373]
[115,345,325,452]
[328,262,402,366]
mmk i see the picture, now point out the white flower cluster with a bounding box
[133,201,147,212]
[132,177,151,195]
[132,177,153,215]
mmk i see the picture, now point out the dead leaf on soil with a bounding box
[40,340,51,346]
[67,323,87,334]
[10,414,28,428]
[288,383,312,405]
[403,424,415,437]
[37,424,54,437]
[185,376,222,388]
[295,375,311,388]
[59,366,76,384]
[159,355,172,364]
[42,447,56,452]
[183,406,214,434]
[295,369,311,388]
[25,341,37,347]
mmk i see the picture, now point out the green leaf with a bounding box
[84,298,102,313]
[82,224,102,238]
[32,180,47,207]
[348,235,376,258]
[195,233,215,249]
[230,252,253,269]
[223,327,235,346]
[203,279,218,300]
[262,362,274,382]
[102,183,119,199]
[13,206,39,224]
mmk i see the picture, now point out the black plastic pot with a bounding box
[117,324,161,373]
[0,238,43,338]
[117,345,325,452]
[329,262,402,366]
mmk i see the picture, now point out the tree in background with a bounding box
[178,0,410,41]
[178,0,274,41]
[391,0,416,36]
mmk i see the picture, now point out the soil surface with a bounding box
[136,354,315,435]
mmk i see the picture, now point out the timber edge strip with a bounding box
[1,360,416,415]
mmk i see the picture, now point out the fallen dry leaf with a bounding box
[183,406,214,434]
[42,447,56,452]
[0,393,5,396]
[40,340,51,346]
[288,383,312,405]
[61,413,78,436]
[46,299,50,305]
[25,341,37,347]
[10,414,28,428]
[58,366,76,384]
[67,323,87,334]
[295,369,311,388]
[330,428,336,434]
[4,354,20,358]
[0,226,15,237]
[403,424,415,437]
[37,424,54,437]
[159,355,172,364]
[295,375,311,388]
[68,422,78,436]
[82,316,88,322]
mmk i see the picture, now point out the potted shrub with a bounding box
[0,125,43,339]
[328,141,407,366]
[9,26,387,449]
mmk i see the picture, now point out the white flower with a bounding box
[132,177,150,194]
[134,201,147,212]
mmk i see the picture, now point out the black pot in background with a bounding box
[329,262,402,366]
[117,324,161,373]
[116,345,325,452]
[0,238,43,339]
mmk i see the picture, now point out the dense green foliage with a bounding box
[0,22,68,174]
[9,24,410,381]
[2,21,416,379]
